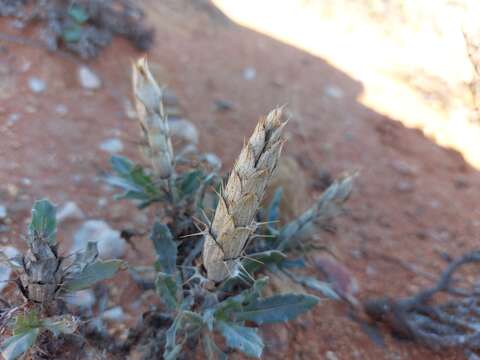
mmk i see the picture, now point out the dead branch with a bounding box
[364,250,480,354]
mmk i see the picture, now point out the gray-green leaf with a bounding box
[155,272,178,310]
[0,329,39,360]
[29,199,57,245]
[42,315,79,337]
[242,250,286,274]
[234,293,319,325]
[292,275,339,300]
[151,222,177,274]
[63,259,123,292]
[216,321,263,358]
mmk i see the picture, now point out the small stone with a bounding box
[395,180,414,193]
[325,351,339,360]
[391,159,417,176]
[214,99,234,111]
[168,118,198,144]
[66,289,96,308]
[10,19,25,30]
[6,184,19,197]
[0,205,6,220]
[56,202,85,223]
[242,67,256,80]
[6,113,20,126]
[77,66,101,90]
[0,246,20,292]
[97,197,108,208]
[324,85,343,99]
[99,138,123,154]
[20,178,31,186]
[102,306,125,322]
[72,220,126,259]
[54,104,68,116]
[25,105,36,113]
[203,153,222,169]
[28,77,46,93]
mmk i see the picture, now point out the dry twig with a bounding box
[365,250,480,354]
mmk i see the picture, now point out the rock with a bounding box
[102,306,125,322]
[99,138,124,154]
[28,77,46,93]
[66,289,96,308]
[391,159,417,176]
[203,153,222,170]
[214,99,234,111]
[97,197,108,208]
[325,351,339,360]
[168,118,199,144]
[6,113,20,126]
[56,202,85,223]
[0,246,20,292]
[324,85,343,99]
[77,66,101,90]
[395,180,414,193]
[242,67,256,80]
[20,178,31,187]
[0,205,6,220]
[54,104,68,116]
[72,220,126,259]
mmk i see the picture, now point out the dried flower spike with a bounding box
[132,57,174,179]
[203,108,287,282]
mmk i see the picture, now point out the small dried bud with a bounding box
[132,57,174,179]
[203,108,287,282]
[20,200,62,304]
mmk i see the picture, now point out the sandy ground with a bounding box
[0,1,479,359]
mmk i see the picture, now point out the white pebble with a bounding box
[0,205,6,220]
[99,138,124,154]
[243,67,256,80]
[168,119,199,144]
[72,220,126,259]
[0,246,20,292]
[325,85,344,99]
[203,153,222,169]
[102,306,125,322]
[56,202,85,223]
[28,77,46,93]
[55,104,68,115]
[77,66,102,90]
[66,289,96,308]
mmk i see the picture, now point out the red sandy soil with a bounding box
[1,1,479,359]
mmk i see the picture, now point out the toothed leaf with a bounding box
[151,222,177,274]
[216,321,263,358]
[29,199,57,245]
[234,293,319,325]
[63,260,123,291]
[0,329,39,360]
[155,272,178,310]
